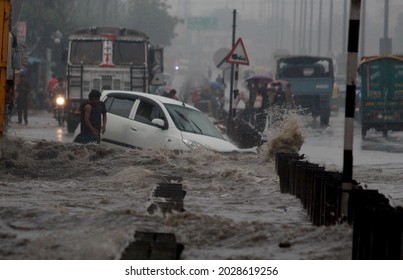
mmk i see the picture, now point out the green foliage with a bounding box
[17,0,179,56]
[124,0,180,46]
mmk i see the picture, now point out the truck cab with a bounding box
[64,27,164,133]
[276,56,334,126]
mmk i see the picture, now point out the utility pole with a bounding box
[228,9,236,122]
[342,0,361,218]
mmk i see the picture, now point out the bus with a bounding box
[64,26,164,132]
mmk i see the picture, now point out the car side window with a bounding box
[103,96,114,111]
[108,98,135,118]
[135,100,165,125]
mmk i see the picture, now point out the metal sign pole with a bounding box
[341,0,361,218]
[233,64,239,118]
[228,9,236,123]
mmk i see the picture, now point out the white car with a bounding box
[78,90,243,152]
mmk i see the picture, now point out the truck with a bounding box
[276,56,334,126]
[64,26,164,133]
[358,54,403,138]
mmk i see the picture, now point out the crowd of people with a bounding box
[239,78,293,133]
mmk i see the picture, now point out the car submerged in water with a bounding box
[76,90,246,153]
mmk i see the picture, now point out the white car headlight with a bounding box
[182,138,209,150]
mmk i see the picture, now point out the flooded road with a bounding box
[1,109,402,260]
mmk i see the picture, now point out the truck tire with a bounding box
[320,115,329,126]
[320,108,330,126]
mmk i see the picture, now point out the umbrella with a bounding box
[246,74,273,83]
[157,85,171,95]
[270,79,289,87]
[209,81,222,90]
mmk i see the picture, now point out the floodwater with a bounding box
[0,110,402,260]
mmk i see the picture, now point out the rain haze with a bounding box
[1,0,403,262]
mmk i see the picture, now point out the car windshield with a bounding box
[278,58,333,79]
[165,104,224,140]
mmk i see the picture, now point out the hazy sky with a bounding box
[162,0,403,77]
[167,0,270,18]
[166,0,403,56]
[166,0,401,25]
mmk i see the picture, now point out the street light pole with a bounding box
[384,0,389,39]
[343,0,348,56]
[380,0,391,54]
[328,0,334,56]
[360,0,366,57]
[317,0,323,55]
[292,0,297,54]
[309,0,313,55]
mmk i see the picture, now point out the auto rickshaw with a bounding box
[358,54,403,139]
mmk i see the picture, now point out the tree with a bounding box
[65,0,180,47]
[119,0,180,47]
[15,0,180,57]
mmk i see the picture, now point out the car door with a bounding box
[125,98,174,149]
[101,95,136,148]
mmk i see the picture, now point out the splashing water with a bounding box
[265,112,305,160]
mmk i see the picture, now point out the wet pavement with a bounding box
[5,110,74,143]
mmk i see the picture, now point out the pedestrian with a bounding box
[162,88,178,100]
[255,81,269,132]
[168,89,178,100]
[16,73,31,125]
[4,80,15,127]
[246,79,259,123]
[73,89,107,144]
[47,74,58,100]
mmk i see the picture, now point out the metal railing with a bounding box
[275,152,403,259]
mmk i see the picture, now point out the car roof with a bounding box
[101,90,191,107]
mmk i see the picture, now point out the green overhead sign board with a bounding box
[187,17,218,30]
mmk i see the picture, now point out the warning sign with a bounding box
[226,38,249,65]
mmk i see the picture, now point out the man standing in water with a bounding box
[16,73,31,125]
[74,89,107,144]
